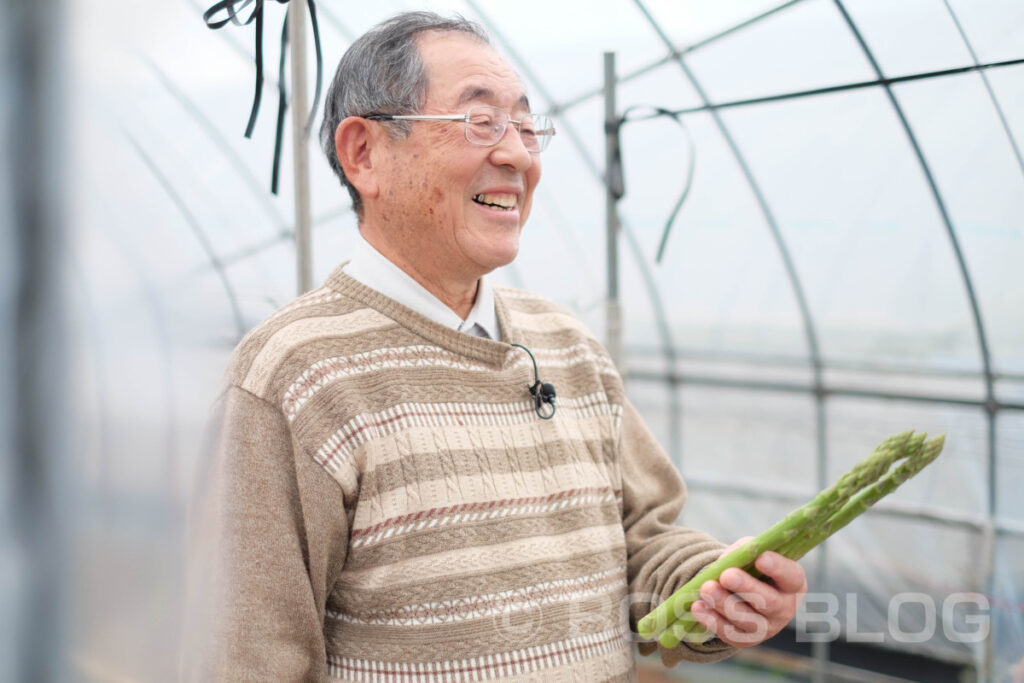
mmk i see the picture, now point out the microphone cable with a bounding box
[510,344,557,420]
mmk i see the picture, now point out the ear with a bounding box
[334,116,382,200]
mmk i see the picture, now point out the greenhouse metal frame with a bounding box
[4,0,1023,681]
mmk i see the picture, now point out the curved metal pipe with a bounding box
[628,8,828,676]
[143,56,290,234]
[464,0,600,179]
[832,0,994,403]
[621,219,683,459]
[554,0,810,115]
[631,0,824,387]
[316,2,356,42]
[833,4,998,679]
[942,0,1024,182]
[468,0,679,379]
[74,228,180,506]
[120,127,248,338]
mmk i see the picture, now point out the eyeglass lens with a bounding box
[465,106,551,152]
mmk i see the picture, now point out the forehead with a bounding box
[416,31,530,112]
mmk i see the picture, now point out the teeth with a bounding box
[473,193,517,209]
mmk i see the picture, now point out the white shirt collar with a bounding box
[343,232,502,341]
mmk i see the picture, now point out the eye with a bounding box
[519,116,539,141]
[467,109,499,134]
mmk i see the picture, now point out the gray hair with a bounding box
[319,11,491,216]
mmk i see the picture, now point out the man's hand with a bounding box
[689,538,807,648]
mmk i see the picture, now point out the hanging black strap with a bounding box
[203,0,323,195]
[618,105,697,263]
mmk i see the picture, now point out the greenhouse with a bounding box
[3,0,1023,681]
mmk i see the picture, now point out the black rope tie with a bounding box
[618,105,696,264]
[511,344,557,420]
[203,0,323,194]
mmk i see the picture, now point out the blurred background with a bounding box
[3,0,1023,680]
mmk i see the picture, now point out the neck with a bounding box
[358,225,480,319]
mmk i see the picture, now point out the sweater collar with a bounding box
[325,265,519,368]
[342,233,501,341]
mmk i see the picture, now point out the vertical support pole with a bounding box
[289,0,313,294]
[4,0,70,680]
[812,396,829,683]
[981,407,997,683]
[603,52,623,372]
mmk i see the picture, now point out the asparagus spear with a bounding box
[638,430,916,642]
[638,430,945,647]
[776,434,944,561]
[669,433,946,647]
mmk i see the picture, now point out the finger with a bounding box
[754,552,808,595]
[691,599,767,648]
[717,568,785,616]
[700,580,766,633]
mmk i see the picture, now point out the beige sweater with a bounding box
[184,267,733,681]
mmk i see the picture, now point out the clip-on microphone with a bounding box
[511,344,556,420]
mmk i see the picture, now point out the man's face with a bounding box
[374,32,541,283]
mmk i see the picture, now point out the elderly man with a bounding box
[186,11,806,681]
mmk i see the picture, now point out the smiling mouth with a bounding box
[473,193,517,210]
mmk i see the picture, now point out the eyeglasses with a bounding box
[364,105,556,153]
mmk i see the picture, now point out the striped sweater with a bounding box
[185,266,733,681]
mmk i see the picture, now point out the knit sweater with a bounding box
[184,266,734,682]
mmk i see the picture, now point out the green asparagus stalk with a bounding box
[668,434,945,648]
[671,610,715,644]
[638,430,915,642]
[646,432,920,647]
[775,434,944,561]
[638,430,945,647]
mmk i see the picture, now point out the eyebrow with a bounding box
[457,86,531,112]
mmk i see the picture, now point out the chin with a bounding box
[477,244,520,274]
[497,235,522,264]
[485,253,520,273]
[461,229,521,273]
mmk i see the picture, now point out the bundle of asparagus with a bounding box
[637,430,945,648]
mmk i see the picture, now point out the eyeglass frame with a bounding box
[363,105,556,153]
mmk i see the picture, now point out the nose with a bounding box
[489,122,534,172]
